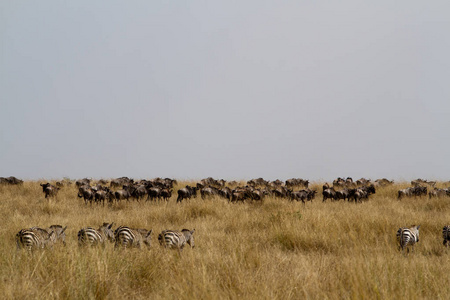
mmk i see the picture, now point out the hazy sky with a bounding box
[1,1,450,182]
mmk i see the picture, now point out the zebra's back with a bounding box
[443,225,450,246]
[78,223,114,246]
[114,226,152,249]
[158,229,195,250]
[78,227,105,246]
[396,225,420,252]
[16,228,56,251]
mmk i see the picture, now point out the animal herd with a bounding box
[6,176,450,255]
[16,223,195,253]
[2,176,448,205]
[13,222,450,255]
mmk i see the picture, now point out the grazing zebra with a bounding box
[16,227,57,251]
[46,225,68,246]
[158,229,195,251]
[114,226,152,249]
[443,225,450,247]
[396,225,420,253]
[78,223,115,247]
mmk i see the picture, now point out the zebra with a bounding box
[158,229,195,251]
[396,225,420,253]
[16,227,57,251]
[46,225,68,246]
[443,225,450,247]
[78,223,115,247]
[114,226,152,249]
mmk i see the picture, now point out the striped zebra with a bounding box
[443,225,450,247]
[46,225,68,246]
[158,229,195,251]
[78,223,115,247]
[16,227,57,251]
[114,226,152,249]
[396,225,420,253]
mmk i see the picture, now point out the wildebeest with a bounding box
[131,185,147,201]
[110,177,133,188]
[40,183,60,198]
[200,187,220,199]
[335,189,350,201]
[78,185,95,204]
[322,187,337,202]
[160,189,172,201]
[76,178,91,187]
[290,189,317,204]
[147,187,162,201]
[115,185,132,202]
[231,189,252,203]
[285,178,309,189]
[94,188,114,205]
[176,186,198,203]
[0,176,24,185]
[247,178,268,187]
[348,185,376,203]
[219,187,233,201]
[398,186,427,200]
[375,178,394,187]
[411,179,436,188]
[428,188,449,198]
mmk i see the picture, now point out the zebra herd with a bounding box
[15,222,450,254]
[396,225,450,254]
[16,223,195,252]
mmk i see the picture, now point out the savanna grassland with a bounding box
[1,180,450,300]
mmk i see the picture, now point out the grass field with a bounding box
[1,180,450,299]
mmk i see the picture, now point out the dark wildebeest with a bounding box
[160,189,172,201]
[291,189,317,204]
[231,189,252,203]
[94,188,113,205]
[78,185,95,204]
[176,186,198,203]
[219,187,233,201]
[271,186,289,198]
[131,185,147,201]
[41,183,60,198]
[411,179,436,188]
[335,189,350,201]
[0,176,24,185]
[76,178,91,188]
[115,185,132,202]
[348,185,376,203]
[250,189,267,202]
[285,178,309,189]
[398,186,427,200]
[374,178,394,187]
[147,187,162,201]
[429,188,449,198]
[200,187,220,199]
[322,187,337,202]
[247,178,268,187]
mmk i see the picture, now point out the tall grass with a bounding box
[1,181,450,299]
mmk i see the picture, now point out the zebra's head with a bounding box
[49,225,67,246]
[145,229,152,248]
[182,229,195,248]
[412,225,420,242]
[101,223,115,243]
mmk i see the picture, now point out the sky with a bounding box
[1,1,450,182]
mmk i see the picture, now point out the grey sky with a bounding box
[1,1,450,182]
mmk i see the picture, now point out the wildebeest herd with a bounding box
[5,176,450,254]
[6,175,450,205]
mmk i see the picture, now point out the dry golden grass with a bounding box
[1,180,450,299]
